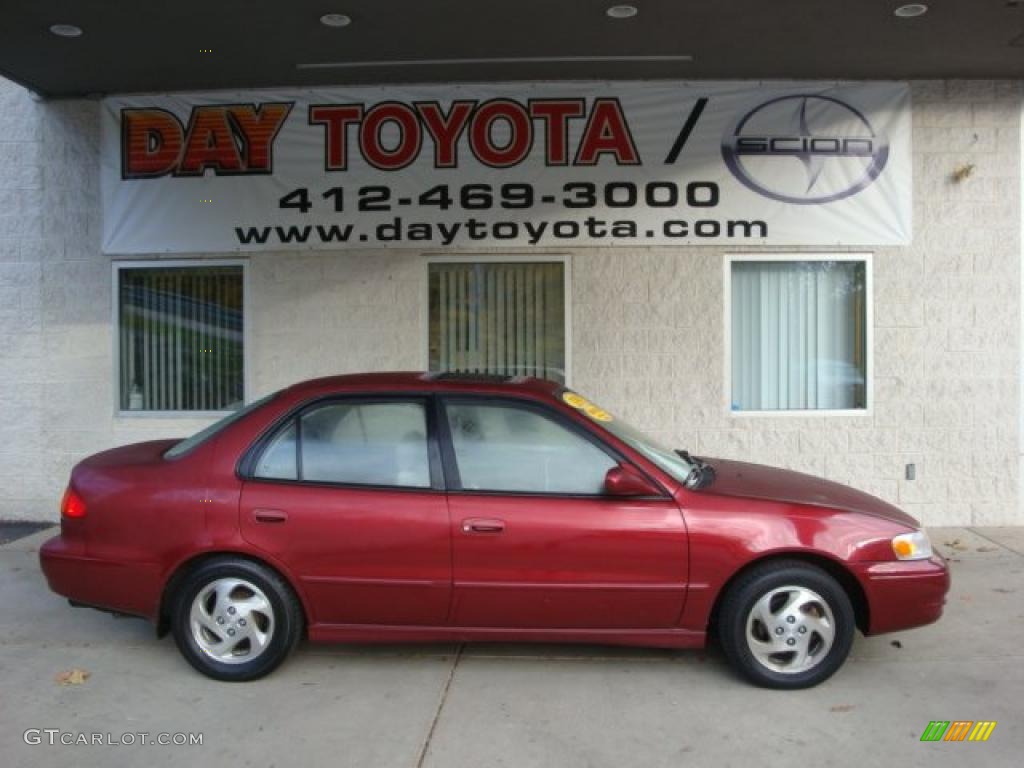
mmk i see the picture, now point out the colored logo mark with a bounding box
[920,721,997,742]
[722,94,889,206]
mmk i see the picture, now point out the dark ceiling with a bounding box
[2,1,1023,98]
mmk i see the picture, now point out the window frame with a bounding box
[111,258,251,419]
[436,395,668,499]
[421,254,573,386]
[241,394,446,493]
[723,252,873,418]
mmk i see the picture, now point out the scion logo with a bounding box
[722,94,889,205]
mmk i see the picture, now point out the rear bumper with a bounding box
[39,535,162,621]
[852,556,951,635]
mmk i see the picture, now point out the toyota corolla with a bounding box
[39,372,949,688]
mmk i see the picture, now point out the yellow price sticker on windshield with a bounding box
[563,391,613,422]
[563,392,588,409]
[584,404,612,422]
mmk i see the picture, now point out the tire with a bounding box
[718,560,855,689]
[170,557,303,682]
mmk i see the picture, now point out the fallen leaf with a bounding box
[55,668,90,686]
[943,539,969,551]
[830,704,856,713]
[977,546,998,553]
[992,587,1015,594]
[890,640,903,649]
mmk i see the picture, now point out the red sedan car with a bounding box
[40,372,949,688]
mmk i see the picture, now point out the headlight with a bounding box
[892,530,932,561]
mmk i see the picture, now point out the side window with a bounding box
[254,401,431,488]
[254,421,297,480]
[445,402,617,494]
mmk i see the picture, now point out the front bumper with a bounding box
[851,556,950,635]
[39,535,162,620]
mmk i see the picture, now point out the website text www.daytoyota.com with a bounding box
[232,180,768,247]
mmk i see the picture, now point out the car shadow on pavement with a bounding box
[0,522,55,546]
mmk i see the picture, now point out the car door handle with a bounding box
[462,518,505,534]
[253,508,288,523]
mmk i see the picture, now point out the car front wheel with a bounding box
[171,557,303,681]
[718,560,855,689]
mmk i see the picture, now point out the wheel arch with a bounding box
[157,550,310,637]
[706,551,870,637]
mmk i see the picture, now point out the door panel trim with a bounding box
[454,581,686,591]
[301,576,447,588]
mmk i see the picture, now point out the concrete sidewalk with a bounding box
[0,526,1021,768]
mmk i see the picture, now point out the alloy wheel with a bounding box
[189,577,276,664]
[744,585,836,674]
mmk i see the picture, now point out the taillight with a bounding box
[61,487,87,519]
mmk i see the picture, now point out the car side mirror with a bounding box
[604,465,661,497]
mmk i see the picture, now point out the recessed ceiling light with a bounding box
[320,13,352,28]
[49,23,83,37]
[606,5,638,19]
[893,4,928,18]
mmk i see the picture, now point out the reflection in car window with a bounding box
[559,389,695,485]
[445,402,616,494]
[299,402,431,488]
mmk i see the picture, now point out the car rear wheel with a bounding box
[718,560,855,689]
[171,557,303,681]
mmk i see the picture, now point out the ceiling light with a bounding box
[49,23,83,37]
[893,4,928,18]
[320,13,352,28]
[606,5,638,19]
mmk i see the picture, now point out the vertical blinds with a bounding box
[119,266,244,412]
[731,260,866,412]
[429,262,566,382]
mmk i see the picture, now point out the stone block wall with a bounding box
[0,79,1020,525]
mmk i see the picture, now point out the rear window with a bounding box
[165,392,277,459]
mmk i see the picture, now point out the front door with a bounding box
[440,398,688,629]
[239,397,451,626]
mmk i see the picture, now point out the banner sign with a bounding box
[100,81,911,253]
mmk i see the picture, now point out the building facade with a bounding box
[1,77,1021,525]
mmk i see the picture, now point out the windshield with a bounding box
[559,389,695,484]
[165,392,277,459]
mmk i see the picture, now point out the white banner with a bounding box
[100,81,911,253]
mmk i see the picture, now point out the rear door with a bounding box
[239,397,451,626]
[440,397,688,629]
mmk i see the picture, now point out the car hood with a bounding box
[693,457,919,528]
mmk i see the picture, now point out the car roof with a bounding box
[282,371,564,399]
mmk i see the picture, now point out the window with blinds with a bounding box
[428,261,566,383]
[118,265,245,412]
[730,259,868,412]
